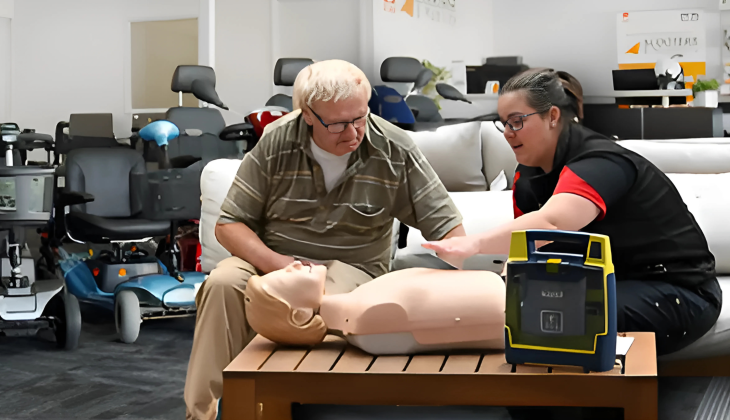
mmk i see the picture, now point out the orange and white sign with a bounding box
[384,0,396,13]
[622,13,629,22]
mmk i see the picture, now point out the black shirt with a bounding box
[511,123,721,308]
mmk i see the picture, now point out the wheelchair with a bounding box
[43,65,256,344]
[0,124,81,350]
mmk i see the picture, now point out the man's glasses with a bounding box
[494,111,542,133]
[309,107,368,134]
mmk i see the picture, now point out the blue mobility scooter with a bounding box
[49,120,207,344]
[0,125,82,350]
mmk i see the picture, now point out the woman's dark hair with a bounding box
[501,68,584,123]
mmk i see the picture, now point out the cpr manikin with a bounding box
[244,261,506,355]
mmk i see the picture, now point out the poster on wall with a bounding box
[381,0,457,26]
[616,9,706,95]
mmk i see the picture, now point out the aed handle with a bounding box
[524,229,591,257]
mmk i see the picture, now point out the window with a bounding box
[131,18,198,110]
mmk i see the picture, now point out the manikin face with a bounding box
[302,87,369,156]
[497,91,560,170]
[262,260,327,325]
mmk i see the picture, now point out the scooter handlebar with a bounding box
[17,133,54,151]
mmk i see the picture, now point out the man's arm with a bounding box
[216,143,296,274]
[215,222,294,274]
[391,148,464,242]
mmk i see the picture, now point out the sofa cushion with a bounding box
[199,158,242,273]
[666,172,730,274]
[393,190,514,273]
[618,139,730,174]
[480,121,518,188]
[407,121,487,191]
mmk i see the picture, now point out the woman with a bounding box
[424,68,722,356]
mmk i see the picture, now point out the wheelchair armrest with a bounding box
[58,191,95,207]
[169,155,202,169]
[219,122,256,142]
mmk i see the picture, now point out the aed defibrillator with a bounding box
[504,230,617,373]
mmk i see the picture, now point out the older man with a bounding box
[184,59,465,420]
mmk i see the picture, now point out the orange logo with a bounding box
[402,0,414,16]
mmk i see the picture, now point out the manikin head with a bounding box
[496,68,583,172]
[245,261,329,346]
[292,59,372,156]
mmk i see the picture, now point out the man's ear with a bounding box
[301,108,314,126]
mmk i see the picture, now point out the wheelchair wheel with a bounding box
[115,290,141,344]
[57,291,82,351]
[41,268,82,351]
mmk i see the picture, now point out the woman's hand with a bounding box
[422,235,481,269]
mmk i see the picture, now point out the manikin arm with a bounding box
[422,193,600,264]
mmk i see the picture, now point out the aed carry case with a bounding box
[504,230,617,373]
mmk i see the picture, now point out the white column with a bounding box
[199,0,215,68]
[270,0,281,97]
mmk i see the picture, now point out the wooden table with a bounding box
[222,332,657,420]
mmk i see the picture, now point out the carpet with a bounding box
[0,303,194,420]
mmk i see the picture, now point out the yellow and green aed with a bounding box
[504,230,617,373]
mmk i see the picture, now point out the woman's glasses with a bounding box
[494,111,542,133]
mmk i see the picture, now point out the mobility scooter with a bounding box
[48,120,208,344]
[0,124,81,350]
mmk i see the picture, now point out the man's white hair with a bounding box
[292,59,372,111]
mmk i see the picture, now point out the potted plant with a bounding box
[692,78,720,108]
[420,60,451,110]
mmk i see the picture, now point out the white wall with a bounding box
[0,0,12,19]
[371,0,494,84]
[214,0,272,124]
[275,0,361,65]
[491,0,724,98]
[0,18,10,123]
[215,0,367,123]
[11,0,200,142]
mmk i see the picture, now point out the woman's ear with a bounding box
[550,106,562,128]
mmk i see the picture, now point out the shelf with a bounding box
[607,89,691,98]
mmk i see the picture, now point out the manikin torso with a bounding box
[254,262,506,355]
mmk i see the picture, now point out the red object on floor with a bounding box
[178,234,200,272]
[195,241,202,272]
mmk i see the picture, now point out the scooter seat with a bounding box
[66,211,169,242]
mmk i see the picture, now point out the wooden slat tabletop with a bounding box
[225,332,656,377]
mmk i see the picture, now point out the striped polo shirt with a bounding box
[218,109,462,278]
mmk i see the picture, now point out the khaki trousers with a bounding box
[184,256,373,420]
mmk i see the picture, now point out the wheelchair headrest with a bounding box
[274,58,314,86]
[380,57,423,83]
[69,113,115,139]
[171,65,227,110]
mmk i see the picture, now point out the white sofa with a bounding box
[198,120,730,362]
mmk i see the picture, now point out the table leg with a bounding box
[222,377,257,420]
[622,378,658,420]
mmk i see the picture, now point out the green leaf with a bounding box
[692,78,720,94]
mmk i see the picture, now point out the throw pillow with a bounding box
[407,122,487,191]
